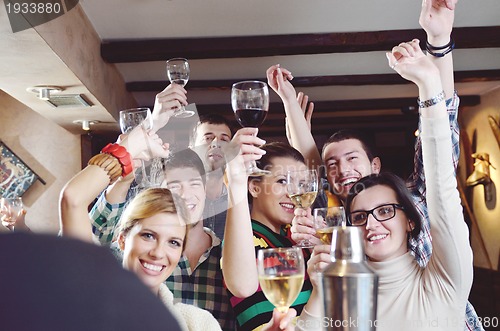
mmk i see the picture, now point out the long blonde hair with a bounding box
[117,188,190,250]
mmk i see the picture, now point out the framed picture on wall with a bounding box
[0,141,43,198]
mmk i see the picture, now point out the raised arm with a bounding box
[222,128,266,297]
[266,65,322,169]
[60,128,169,242]
[388,38,472,294]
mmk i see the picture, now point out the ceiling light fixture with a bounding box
[26,85,63,100]
[73,120,99,131]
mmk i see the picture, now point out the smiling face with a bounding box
[192,122,232,171]
[249,157,307,233]
[323,138,381,200]
[350,185,411,262]
[163,167,206,224]
[118,212,186,293]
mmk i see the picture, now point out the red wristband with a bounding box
[101,143,133,177]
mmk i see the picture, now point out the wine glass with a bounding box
[257,247,305,313]
[119,107,153,188]
[231,80,270,176]
[0,197,23,229]
[313,206,346,245]
[286,169,319,248]
[166,58,195,118]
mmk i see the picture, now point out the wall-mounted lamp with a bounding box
[466,152,495,202]
[73,120,99,131]
[26,86,63,100]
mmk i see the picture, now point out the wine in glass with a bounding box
[286,169,319,248]
[119,107,154,188]
[257,247,305,313]
[166,57,195,118]
[313,206,346,245]
[0,197,23,229]
[231,80,270,176]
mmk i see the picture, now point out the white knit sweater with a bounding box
[158,283,222,331]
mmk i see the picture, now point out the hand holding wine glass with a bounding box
[166,58,195,118]
[313,206,346,245]
[119,107,154,188]
[257,247,305,314]
[231,80,270,176]
[286,169,318,248]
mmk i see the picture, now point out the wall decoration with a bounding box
[0,141,44,198]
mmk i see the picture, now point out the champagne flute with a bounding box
[119,107,153,188]
[231,80,270,176]
[257,247,305,313]
[0,197,23,229]
[286,169,319,248]
[313,206,346,245]
[166,58,195,118]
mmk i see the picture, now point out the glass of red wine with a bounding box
[231,80,270,176]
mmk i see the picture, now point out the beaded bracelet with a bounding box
[426,38,455,58]
[101,143,133,177]
[417,90,446,108]
[88,153,122,184]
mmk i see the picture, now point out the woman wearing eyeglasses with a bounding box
[336,38,473,330]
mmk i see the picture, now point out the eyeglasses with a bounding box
[348,203,404,226]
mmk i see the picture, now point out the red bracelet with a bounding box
[101,143,133,177]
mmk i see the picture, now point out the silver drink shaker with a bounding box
[318,226,378,330]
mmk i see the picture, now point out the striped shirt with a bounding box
[227,220,313,331]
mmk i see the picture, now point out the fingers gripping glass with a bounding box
[348,203,404,226]
[231,80,270,176]
[166,57,195,118]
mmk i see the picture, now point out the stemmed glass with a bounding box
[286,169,319,248]
[257,247,305,313]
[166,58,195,118]
[231,80,270,176]
[0,197,23,229]
[119,107,154,188]
[313,206,346,245]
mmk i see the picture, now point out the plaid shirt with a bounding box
[89,195,236,330]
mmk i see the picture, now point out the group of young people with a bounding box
[2,0,483,330]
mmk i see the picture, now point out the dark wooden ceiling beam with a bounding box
[127,69,500,92]
[102,26,500,63]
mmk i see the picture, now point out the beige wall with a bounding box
[458,87,500,270]
[0,90,81,233]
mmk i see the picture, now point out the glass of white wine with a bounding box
[0,197,24,229]
[166,57,195,118]
[286,169,318,248]
[313,206,346,245]
[257,247,305,313]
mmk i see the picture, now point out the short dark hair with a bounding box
[162,148,206,186]
[345,172,422,244]
[322,129,377,161]
[190,113,233,145]
[255,142,306,173]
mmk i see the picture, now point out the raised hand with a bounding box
[119,126,170,161]
[151,84,188,132]
[386,39,440,87]
[266,64,296,103]
[419,0,457,45]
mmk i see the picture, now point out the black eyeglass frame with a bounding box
[348,203,405,226]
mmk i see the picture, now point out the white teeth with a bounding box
[142,262,163,272]
[369,234,387,241]
[341,179,357,186]
[281,203,294,209]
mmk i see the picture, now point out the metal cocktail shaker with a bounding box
[318,226,378,330]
